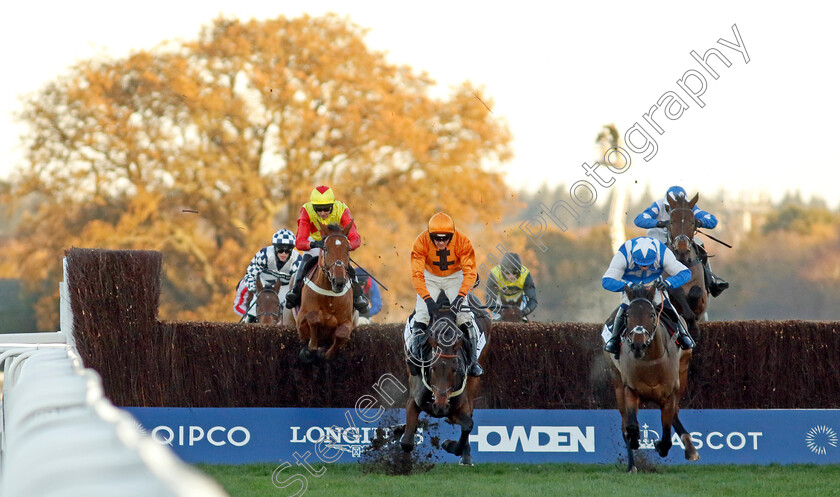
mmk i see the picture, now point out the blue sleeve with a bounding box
[369,283,382,316]
[602,277,627,293]
[693,206,718,229]
[634,201,660,229]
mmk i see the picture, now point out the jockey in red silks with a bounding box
[283,185,369,313]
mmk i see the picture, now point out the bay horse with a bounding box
[497,294,525,322]
[665,192,708,325]
[398,298,491,466]
[295,222,355,362]
[254,277,284,324]
[606,283,698,472]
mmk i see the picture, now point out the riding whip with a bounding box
[349,257,389,292]
[695,229,733,248]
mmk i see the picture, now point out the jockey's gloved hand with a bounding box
[656,220,668,228]
[423,297,438,316]
[310,240,324,249]
[695,219,703,228]
[451,294,465,311]
[654,277,671,291]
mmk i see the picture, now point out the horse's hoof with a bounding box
[654,439,671,458]
[441,440,458,454]
[686,450,700,461]
[459,455,474,466]
[400,442,414,453]
[316,347,327,360]
[628,465,638,474]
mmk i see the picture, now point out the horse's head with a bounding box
[425,306,467,416]
[318,221,353,293]
[666,192,699,256]
[623,283,659,359]
[256,278,283,324]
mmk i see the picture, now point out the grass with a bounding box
[196,462,840,497]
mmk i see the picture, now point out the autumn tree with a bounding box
[2,14,513,328]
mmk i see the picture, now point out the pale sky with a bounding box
[2,1,839,207]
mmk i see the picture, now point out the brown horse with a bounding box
[496,294,525,322]
[665,192,708,325]
[295,222,355,362]
[398,300,490,466]
[606,283,698,472]
[255,277,284,324]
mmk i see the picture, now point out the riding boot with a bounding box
[664,302,696,350]
[285,255,315,309]
[406,322,428,376]
[604,306,625,356]
[346,266,370,313]
[244,314,257,324]
[695,241,729,298]
[704,262,729,298]
[460,322,484,377]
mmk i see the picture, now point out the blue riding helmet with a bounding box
[666,185,687,201]
[272,229,296,246]
[630,238,657,267]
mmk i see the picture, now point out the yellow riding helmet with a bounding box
[428,212,455,235]
[310,185,335,205]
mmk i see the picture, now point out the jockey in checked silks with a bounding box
[405,212,485,377]
[284,185,370,313]
[601,236,696,357]
[233,229,301,322]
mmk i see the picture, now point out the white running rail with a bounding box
[0,258,228,497]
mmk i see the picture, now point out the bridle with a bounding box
[624,295,665,349]
[421,323,468,400]
[666,207,697,263]
[256,286,282,323]
[318,233,350,289]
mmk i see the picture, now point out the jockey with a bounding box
[407,212,484,377]
[602,236,696,356]
[634,185,729,297]
[355,268,382,321]
[284,186,370,313]
[235,229,301,322]
[485,252,538,321]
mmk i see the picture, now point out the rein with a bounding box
[311,233,351,295]
[625,292,665,347]
[256,286,282,322]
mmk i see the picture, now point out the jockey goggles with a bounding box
[274,244,294,254]
[313,203,333,213]
[430,233,453,243]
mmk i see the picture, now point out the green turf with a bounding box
[196,462,840,497]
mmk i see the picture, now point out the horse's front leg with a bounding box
[401,398,420,452]
[324,321,353,360]
[655,397,676,458]
[622,387,641,473]
[442,409,475,466]
[672,411,699,461]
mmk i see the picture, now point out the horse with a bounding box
[664,192,708,326]
[496,294,525,322]
[255,277,284,324]
[397,296,491,466]
[294,222,356,363]
[606,283,699,473]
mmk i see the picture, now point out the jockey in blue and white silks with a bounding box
[634,186,718,243]
[633,185,729,297]
[601,236,695,355]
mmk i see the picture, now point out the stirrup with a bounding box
[468,362,484,377]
